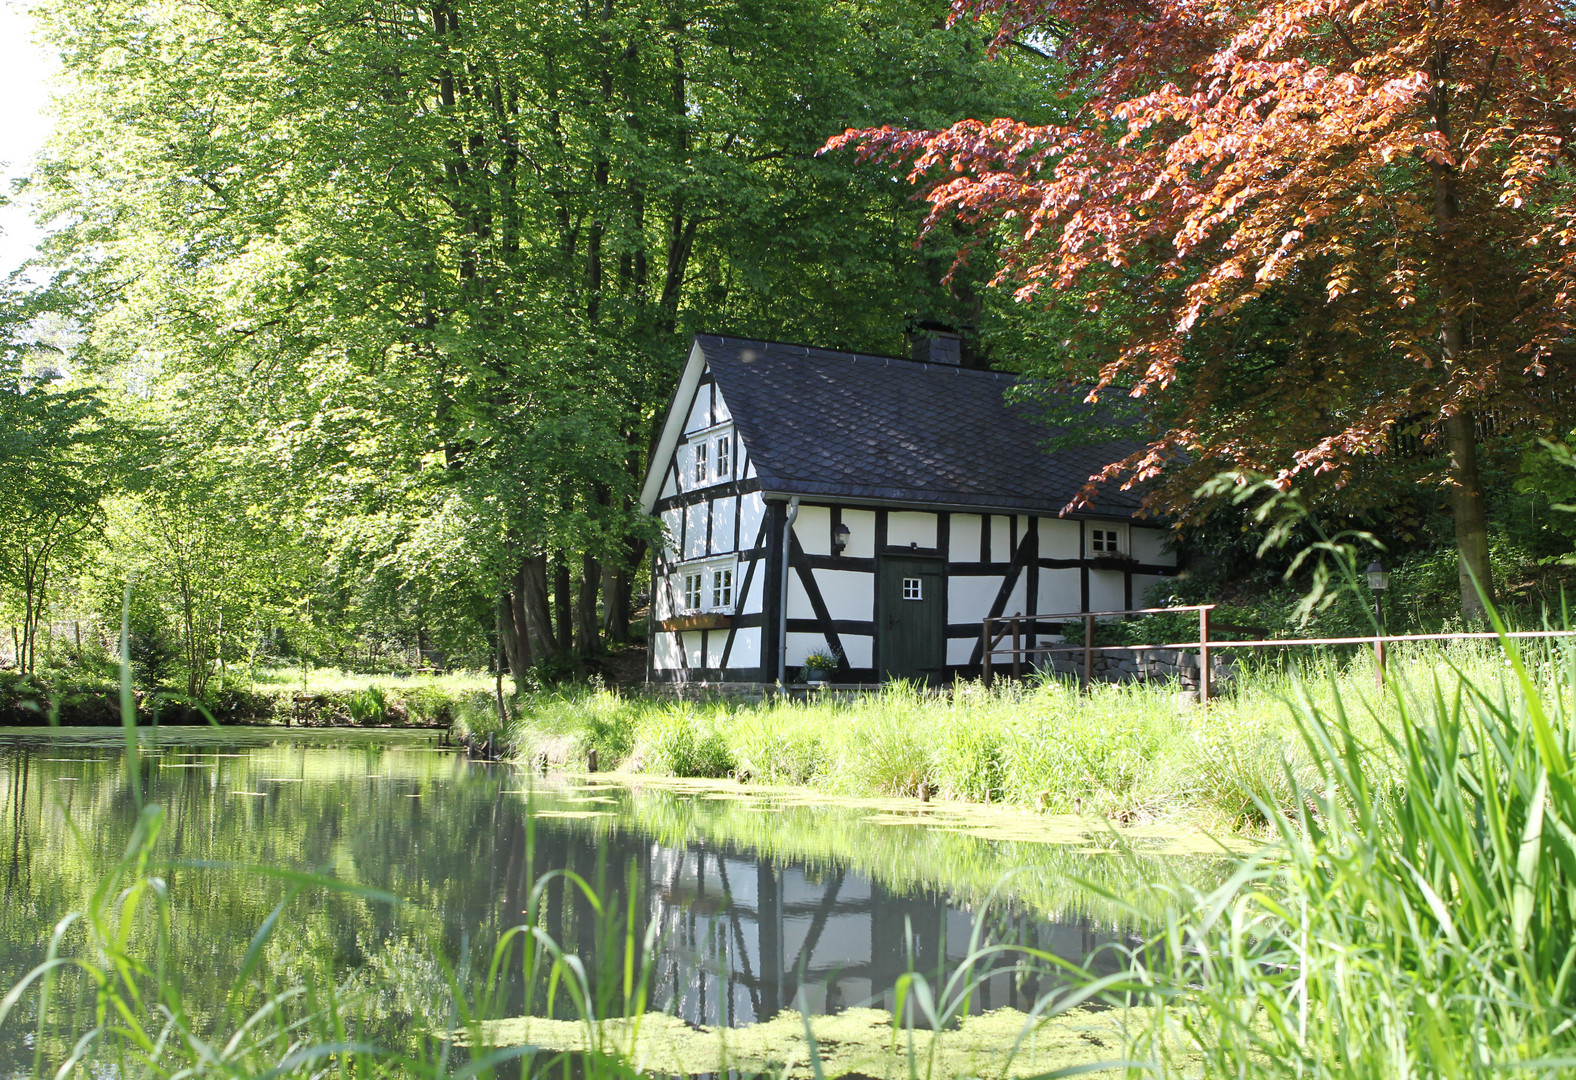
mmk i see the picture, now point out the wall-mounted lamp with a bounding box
[832,522,851,556]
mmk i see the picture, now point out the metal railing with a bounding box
[981,604,1576,703]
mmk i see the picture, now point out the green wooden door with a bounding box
[879,556,945,683]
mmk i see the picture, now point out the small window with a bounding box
[714,435,731,479]
[693,442,709,484]
[683,573,704,610]
[902,577,923,601]
[1090,528,1120,554]
[711,566,733,609]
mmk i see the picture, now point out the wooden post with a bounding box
[1012,615,1022,680]
[1198,606,1212,705]
[982,621,993,688]
[1374,636,1387,689]
[1082,614,1094,694]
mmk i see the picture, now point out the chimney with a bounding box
[909,328,962,366]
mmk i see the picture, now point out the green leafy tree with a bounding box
[26,0,1061,680]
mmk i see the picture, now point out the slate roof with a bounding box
[697,335,1149,519]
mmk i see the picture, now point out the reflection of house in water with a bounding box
[641,843,1120,1027]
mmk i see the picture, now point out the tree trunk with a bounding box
[576,553,601,657]
[520,554,558,662]
[1428,31,1494,622]
[553,554,573,653]
[1445,411,1494,620]
[601,563,629,643]
[498,589,530,695]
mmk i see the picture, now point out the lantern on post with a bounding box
[1367,560,1389,686]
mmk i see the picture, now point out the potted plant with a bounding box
[801,648,841,684]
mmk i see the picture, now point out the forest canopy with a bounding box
[1,0,1063,686]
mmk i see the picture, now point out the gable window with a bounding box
[674,557,738,614]
[686,425,735,489]
[1089,528,1122,555]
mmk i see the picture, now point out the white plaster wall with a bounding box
[660,470,677,500]
[1090,570,1125,614]
[1004,573,1028,617]
[842,509,877,558]
[654,578,674,620]
[838,635,873,668]
[706,632,727,669]
[684,384,713,432]
[1132,573,1176,607]
[743,459,757,479]
[710,496,737,555]
[1039,517,1080,559]
[950,514,982,560]
[683,631,704,668]
[990,516,1012,563]
[813,568,873,622]
[712,384,732,423]
[888,511,937,549]
[947,636,979,665]
[787,574,813,620]
[1131,527,1176,566]
[793,505,832,555]
[949,575,1002,627]
[727,627,761,669]
[739,491,766,552]
[740,557,765,615]
[1038,568,1081,616]
[660,508,682,556]
[683,502,707,560]
[786,632,832,666]
[653,631,681,670]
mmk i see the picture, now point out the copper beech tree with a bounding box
[825,0,1576,619]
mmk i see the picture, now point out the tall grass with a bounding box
[1101,624,1576,1076]
[503,641,1543,832]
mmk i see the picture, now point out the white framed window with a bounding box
[902,577,923,600]
[673,557,738,614]
[1089,527,1122,555]
[711,566,733,608]
[685,424,735,488]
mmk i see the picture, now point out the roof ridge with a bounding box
[697,333,1016,381]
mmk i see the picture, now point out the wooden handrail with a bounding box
[978,600,1576,701]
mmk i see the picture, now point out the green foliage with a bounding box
[1112,628,1576,1076]
[638,708,736,779]
[347,685,388,725]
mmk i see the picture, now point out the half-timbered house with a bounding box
[639,334,1180,685]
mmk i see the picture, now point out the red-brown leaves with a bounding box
[821,0,1576,513]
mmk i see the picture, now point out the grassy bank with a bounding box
[487,639,1566,834]
[0,665,496,726]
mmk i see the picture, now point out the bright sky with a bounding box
[0,0,57,278]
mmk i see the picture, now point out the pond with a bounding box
[0,728,1224,1077]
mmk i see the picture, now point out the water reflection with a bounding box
[0,730,1171,1071]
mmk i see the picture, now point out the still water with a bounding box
[0,728,1192,1072]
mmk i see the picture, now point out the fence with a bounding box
[980,604,1576,703]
